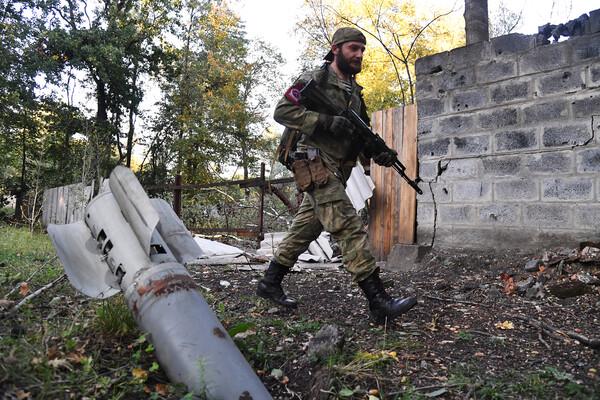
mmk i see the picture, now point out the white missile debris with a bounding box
[48,166,271,400]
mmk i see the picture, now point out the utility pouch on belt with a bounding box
[291,150,328,192]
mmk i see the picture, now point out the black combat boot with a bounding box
[358,269,417,324]
[256,260,298,308]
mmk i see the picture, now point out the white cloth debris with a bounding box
[345,163,375,213]
[193,237,244,257]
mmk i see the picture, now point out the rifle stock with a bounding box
[300,80,422,195]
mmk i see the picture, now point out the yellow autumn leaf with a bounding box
[494,321,515,330]
[132,368,148,380]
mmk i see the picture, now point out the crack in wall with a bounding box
[424,159,449,247]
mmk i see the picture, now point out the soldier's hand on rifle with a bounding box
[373,149,397,167]
[318,114,354,137]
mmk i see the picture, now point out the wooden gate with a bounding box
[368,105,418,261]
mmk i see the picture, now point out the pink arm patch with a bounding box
[284,82,305,106]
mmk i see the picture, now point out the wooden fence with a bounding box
[41,182,94,227]
[40,106,418,258]
[368,105,418,261]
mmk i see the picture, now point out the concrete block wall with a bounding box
[415,23,600,250]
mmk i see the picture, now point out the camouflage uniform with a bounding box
[272,65,377,283]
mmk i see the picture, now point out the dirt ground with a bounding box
[192,247,600,399]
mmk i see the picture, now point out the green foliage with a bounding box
[295,0,465,108]
[94,296,138,338]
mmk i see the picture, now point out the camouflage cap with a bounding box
[324,27,367,61]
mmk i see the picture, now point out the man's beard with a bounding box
[336,52,361,75]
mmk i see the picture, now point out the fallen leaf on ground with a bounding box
[15,390,30,400]
[155,383,169,396]
[48,358,73,370]
[19,282,30,297]
[494,321,514,330]
[132,368,148,380]
[499,273,516,295]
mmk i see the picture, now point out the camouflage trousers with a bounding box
[274,191,377,283]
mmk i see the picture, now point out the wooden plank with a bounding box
[391,107,404,247]
[41,188,51,227]
[369,110,383,260]
[383,108,394,257]
[398,105,418,243]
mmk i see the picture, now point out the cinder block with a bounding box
[574,204,600,228]
[571,33,600,61]
[417,98,445,118]
[495,129,538,152]
[439,68,476,91]
[491,33,535,56]
[495,179,539,201]
[478,203,520,225]
[417,118,434,137]
[451,89,488,111]
[416,226,434,246]
[483,156,522,176]
[523,101,569,125]
[452,180,492,202]
[415,51,449,76]
[416,78,435,98]
[438,204,475,224]
[537,69,585,96]
[386,244,431,271]
[577,148,600,173]
[418,160,439,180]
[526,152,572,174]
[418,138,450,159]
[543,123,592,147]
[490,81,529,104]
[542,177,594,201]
[571,94,600,118]
[417,202,435,225]
[476,60,517,84]
[590,9,600,33]
[434,226,534,249]
[524,204,571,227]
[449,41,491,68]
[479,108,518,130]
[439,115,475,135]
[519,43,570,75]
[418,182,451,203]
[453,134,491,156]
[589,63,600,88]
[443,159,480,179]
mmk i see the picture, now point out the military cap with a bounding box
[324,27,367,61]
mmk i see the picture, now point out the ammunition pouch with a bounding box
[291,150,328,192]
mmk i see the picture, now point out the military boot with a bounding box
[358,269,417,324]
[256,260,297,308]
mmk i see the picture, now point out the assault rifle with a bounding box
[299,79,423,195]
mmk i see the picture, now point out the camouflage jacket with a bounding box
[273,64,370,184]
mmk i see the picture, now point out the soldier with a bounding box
[257,27,417,324]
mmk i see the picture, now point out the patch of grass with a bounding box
[376,335,423,352]
[456,330,474,341]
[448,364,597,400]
[94,295,138,338]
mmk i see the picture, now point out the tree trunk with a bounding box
[126,61,139,168]
[13,128,27,220]
[464,0,489,45]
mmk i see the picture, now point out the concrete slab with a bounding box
[385,244,432,272]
